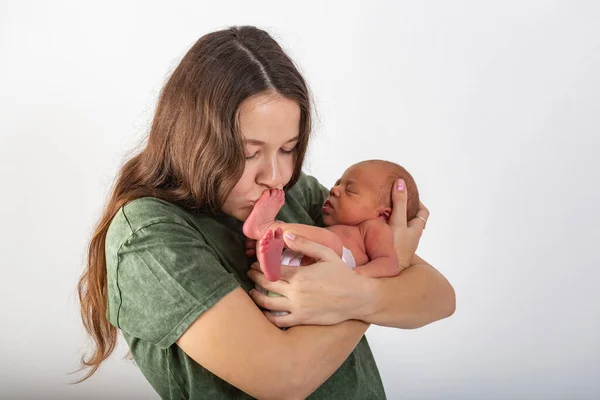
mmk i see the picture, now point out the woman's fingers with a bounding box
[262,310,296,329]
[248,269,289,295]
[408,201,430,230]
[250,261,261,271]
[245,238,257,249]
[249,289,298,328]
[245,238,257,258]
[389,179,408,229]
[282,232,339,262]
[419,201,430,220]
[249,289,290,313]
[251,260,302,284]
[277,265,302,282]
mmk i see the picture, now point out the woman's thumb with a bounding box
[282,231,338,262]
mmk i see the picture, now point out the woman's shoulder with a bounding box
[106,197,197,249]
[282,172,329,226]
[287,172,328,202]
[122,197,193,230]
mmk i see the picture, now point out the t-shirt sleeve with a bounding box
[110,221,240,349]
[292,173,330,227]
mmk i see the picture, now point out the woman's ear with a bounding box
[377,207,392,222]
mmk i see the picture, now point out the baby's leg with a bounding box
[257,227,286,281]
[257,223,345,281]
[277,223,344,256]
[243,189,285,240]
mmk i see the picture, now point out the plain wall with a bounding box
[1,0,599,398]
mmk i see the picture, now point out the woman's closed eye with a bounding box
[245,146,297,159]
[279,146,298,155]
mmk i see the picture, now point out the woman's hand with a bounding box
[389,179,430,271]
[245,237,257,258]
[247,232,376,329]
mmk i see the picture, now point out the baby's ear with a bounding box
[377,207,392,223]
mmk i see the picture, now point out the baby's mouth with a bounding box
[322,199,334,211]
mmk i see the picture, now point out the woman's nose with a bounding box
[257,156,284,189]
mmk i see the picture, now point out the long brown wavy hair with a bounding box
[75,26,312,382]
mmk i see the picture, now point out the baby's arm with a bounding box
[353,219,400,278]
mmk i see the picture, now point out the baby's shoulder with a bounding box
[326,223,360,240]
[358,218,393,237]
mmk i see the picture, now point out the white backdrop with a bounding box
[1,1,599,399]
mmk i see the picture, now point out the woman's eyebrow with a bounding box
[244,136,299,145]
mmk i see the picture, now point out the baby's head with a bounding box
[322,160,419,227]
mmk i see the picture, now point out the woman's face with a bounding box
[222,92,301,221]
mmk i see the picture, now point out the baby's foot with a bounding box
[258,227,284,281]
[243,188,285,239]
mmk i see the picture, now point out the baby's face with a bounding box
[322,162,389,226]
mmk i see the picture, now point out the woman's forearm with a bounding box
[283,320,369,398]
[179,287,369,400]
[356,255,456,328]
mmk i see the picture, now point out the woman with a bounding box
[77,25,455,399]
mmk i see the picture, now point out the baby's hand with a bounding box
[245,237,257,258]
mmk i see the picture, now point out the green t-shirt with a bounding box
[105,173,386,399]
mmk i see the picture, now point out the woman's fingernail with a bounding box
[285,231,295,240]
[397,179,405,191]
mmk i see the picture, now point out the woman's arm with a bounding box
[354,254,455,328]
[111,215,367,399]
[177,236,370,399]
[248,236,454,329]
[177,288,368,400]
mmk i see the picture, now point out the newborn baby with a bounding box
[243,160,420,283]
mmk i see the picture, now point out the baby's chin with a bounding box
[322,214,337,226]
